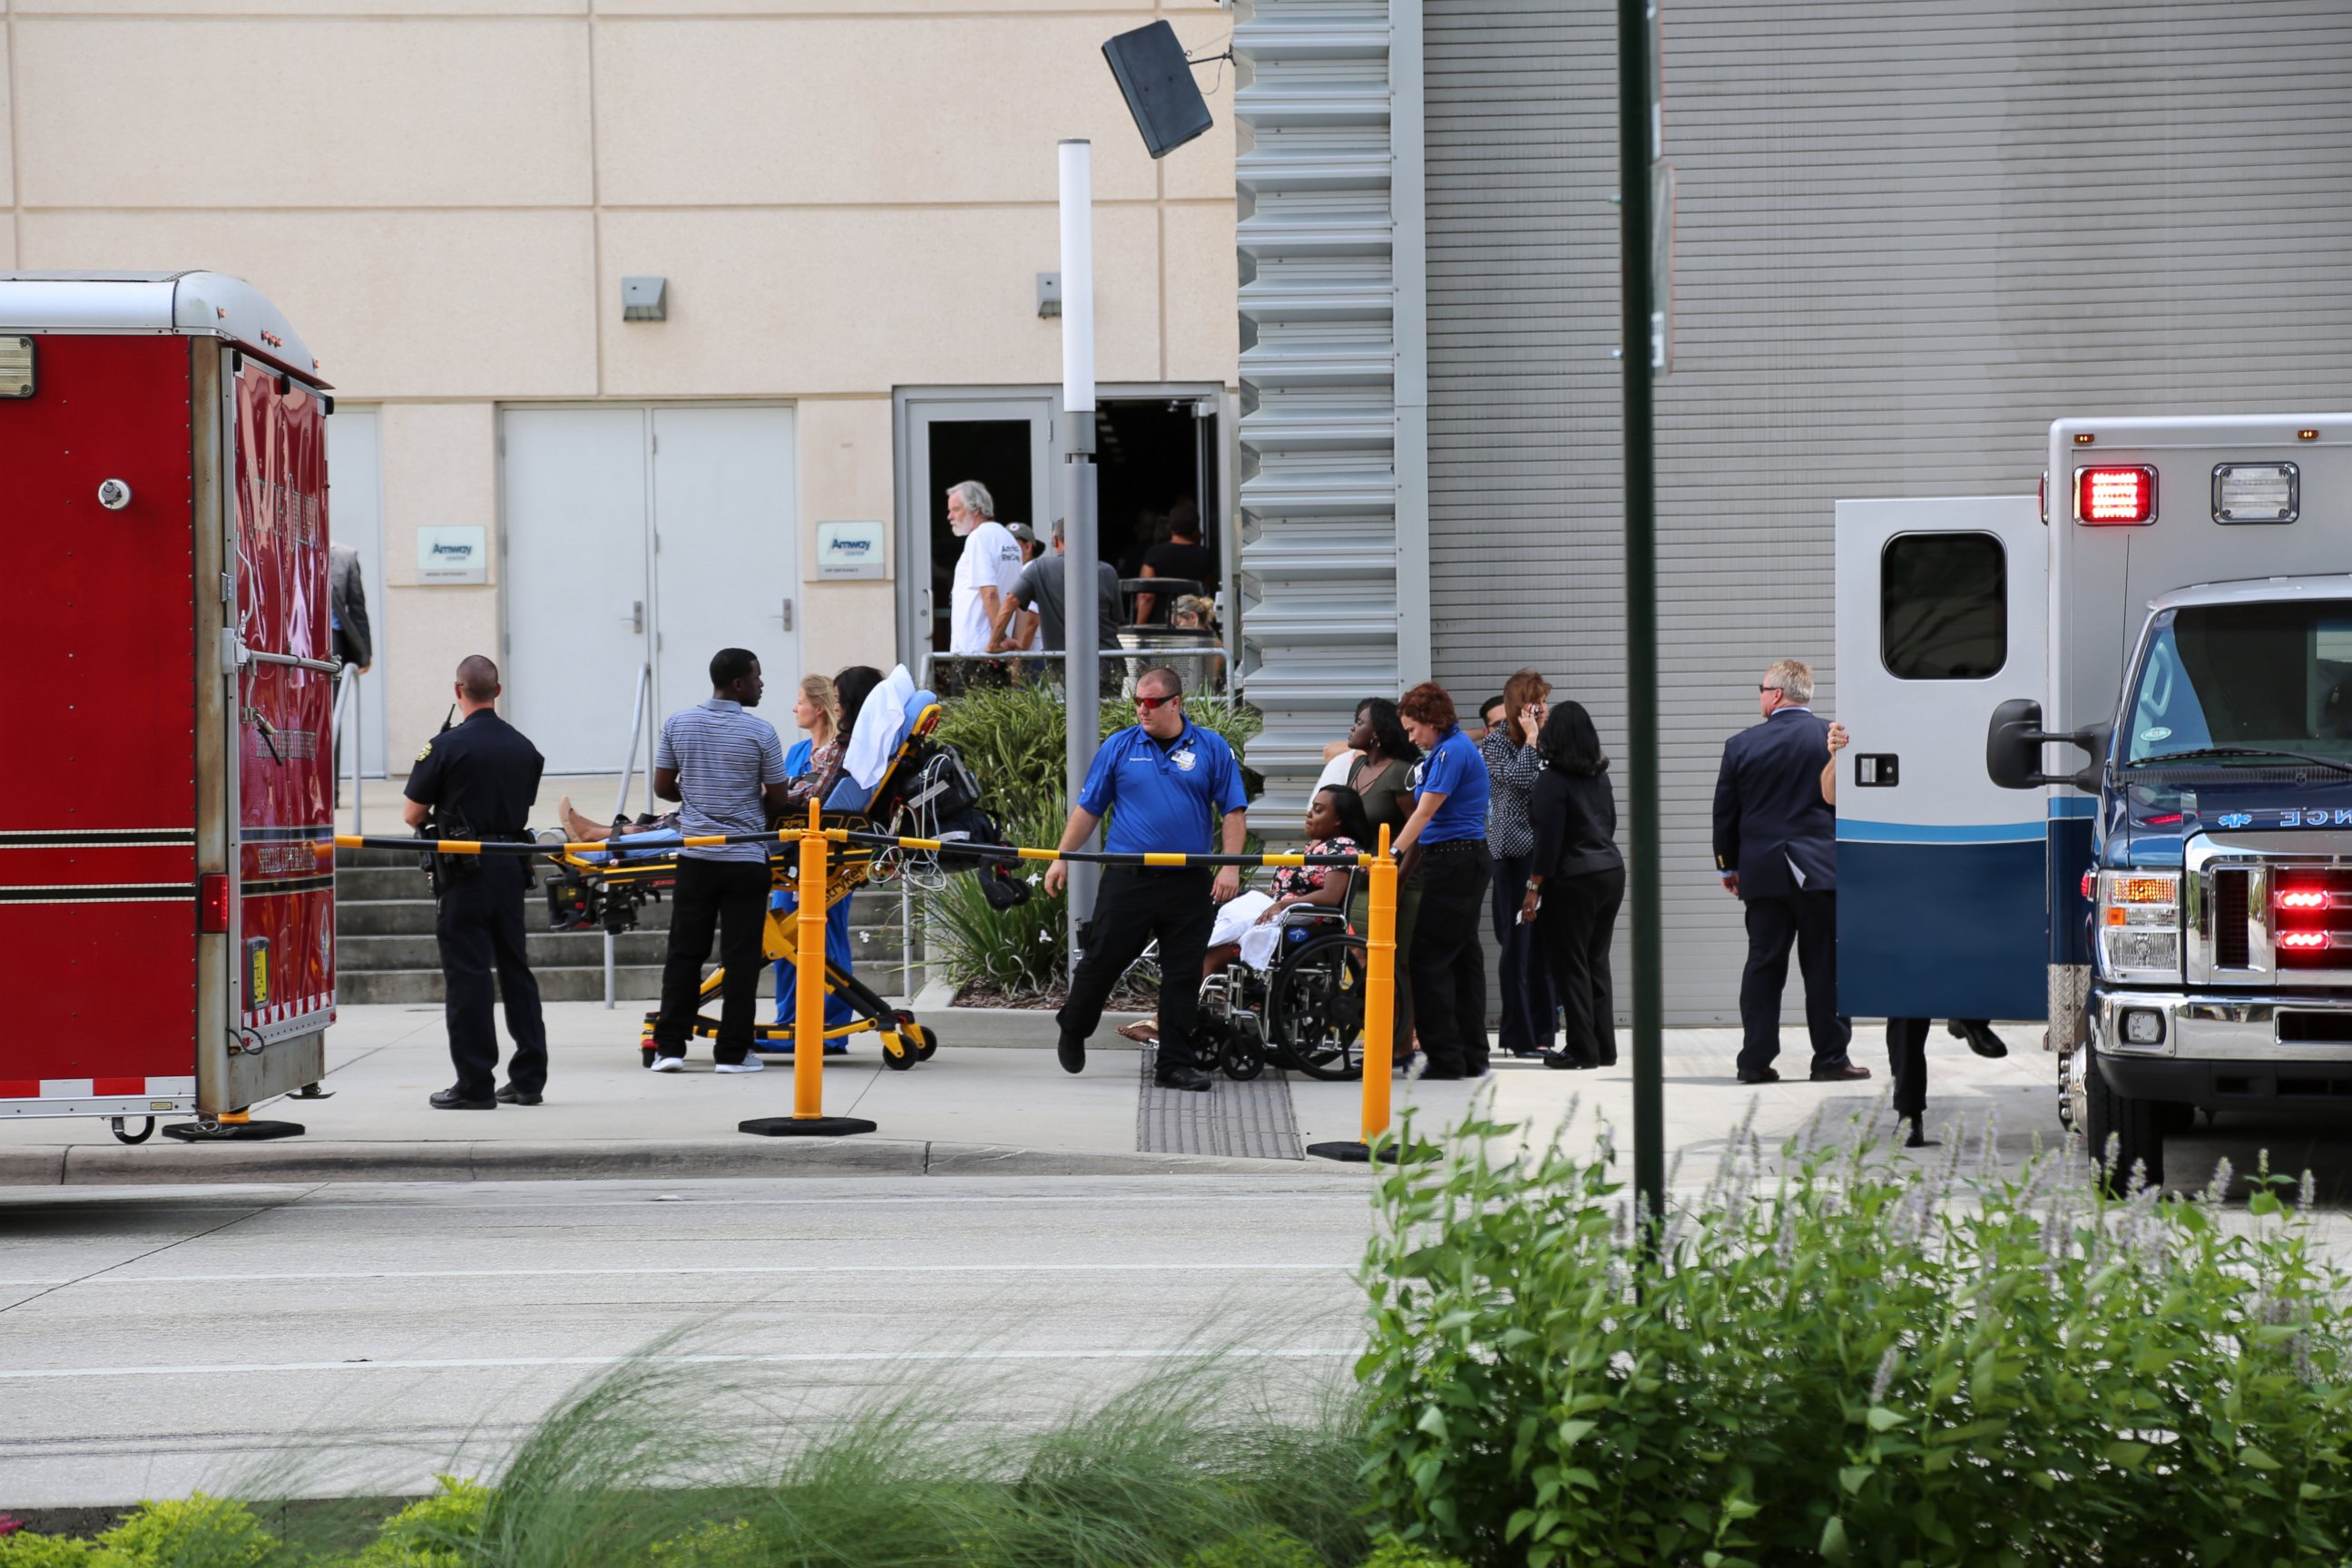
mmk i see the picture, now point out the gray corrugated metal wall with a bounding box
[1420,0,2352,1023]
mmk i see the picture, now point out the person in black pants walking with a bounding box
[1520,701,1624,1071]
[1044,666,1250,1093]
[1393,681,1494,1080]
[1712,659,1867,1086]
[402,656,548,1110]
[649,649,796,1074]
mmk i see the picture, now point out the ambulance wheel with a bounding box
[882,1035,918,1071]
[2082,1038,2164,1196]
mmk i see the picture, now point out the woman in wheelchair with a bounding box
[1119,785,1374,1047]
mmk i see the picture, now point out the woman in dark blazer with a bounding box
[1519,701,1624,1070]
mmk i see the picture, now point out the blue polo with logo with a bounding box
[1412,725,1490,844]
[1078,720,1248,855]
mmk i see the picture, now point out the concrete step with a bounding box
[338,965,679,1005]
[337,930,675,970]
[334,891,911,938]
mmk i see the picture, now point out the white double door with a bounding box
[504,406,799,775]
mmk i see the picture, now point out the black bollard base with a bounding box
[740,1116,878,1139]
[162,1120,306,1142]
[1307,1140,1396,1164]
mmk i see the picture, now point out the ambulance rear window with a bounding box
[1880,532,2006,681]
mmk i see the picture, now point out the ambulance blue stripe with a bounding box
[2049,797,2097,818]
[1839,820,2043,844]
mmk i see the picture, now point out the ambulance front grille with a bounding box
[2214,868,2251,968]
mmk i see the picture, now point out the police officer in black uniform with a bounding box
[402,655,550,1110]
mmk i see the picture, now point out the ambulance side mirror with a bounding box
[1987,700,2109,793]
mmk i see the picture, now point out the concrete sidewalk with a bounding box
[0,1000,2081,1185]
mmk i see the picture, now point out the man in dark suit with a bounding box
[1712,659,1867,1086]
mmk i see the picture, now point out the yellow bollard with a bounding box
[1307,823,1401,1163]
[795,799,827,1121]
[1361,823,1396,1142]
[738,799,877,1139]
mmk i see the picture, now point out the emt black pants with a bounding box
[1409,840,1493,1076]
[436,858,547,1100]
[654,857,774,1063]
[1536,867,1623,1068]
[1736,890,1850,1077]
[1060,866,1213,1073]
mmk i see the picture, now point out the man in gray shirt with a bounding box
[994,519,1122,652]
[648,647,793,1073]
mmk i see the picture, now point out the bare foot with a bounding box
[1117,1020,1161,1044]
[559,796,609,842]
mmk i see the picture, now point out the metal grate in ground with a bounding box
[1135,1044,1305,1161]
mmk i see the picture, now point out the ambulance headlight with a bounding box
[2213,463,2298,524]
[2099,869,2180,980]
[2121,1008,2166,1047]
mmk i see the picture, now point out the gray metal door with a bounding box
[651,406,800,726]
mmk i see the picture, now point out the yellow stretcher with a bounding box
[547,694,946,1072]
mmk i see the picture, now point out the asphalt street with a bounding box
[0,1174,1375,1508]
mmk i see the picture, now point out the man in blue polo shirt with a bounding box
[1043,665,1248,1093]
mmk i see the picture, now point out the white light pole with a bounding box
[1060,138,1102,942]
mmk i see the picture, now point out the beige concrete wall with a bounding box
[2,0,1238,769]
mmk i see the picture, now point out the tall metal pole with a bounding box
[1060,138,1102,942]
[1618,0,1664,1227]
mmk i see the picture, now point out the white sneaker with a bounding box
[714,1057,766,1073]
[649,1054,687,1073]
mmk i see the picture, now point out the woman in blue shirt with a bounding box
[1391,681,1493,1079]
[769,672,857,1045]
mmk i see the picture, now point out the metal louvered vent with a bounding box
[1233,0,1404,820]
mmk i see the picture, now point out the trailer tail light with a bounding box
[198,874,229,932]
[2278,888,2329,911]
[2280,930,2330,952]
[2076,466,2156,524]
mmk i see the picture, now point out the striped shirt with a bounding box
[1478,727,1542,859]
[655,699,789,862]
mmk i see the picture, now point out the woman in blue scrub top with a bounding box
[767,672,856,1047]
[1391,681,1493,1079]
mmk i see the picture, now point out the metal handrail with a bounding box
[604,663,653,1009]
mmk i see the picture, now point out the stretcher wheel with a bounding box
[641,1045,657,1069]
[882,1034,918,1072]
[904,1023,939,1062]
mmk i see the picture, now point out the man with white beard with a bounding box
[945,480,1024,661]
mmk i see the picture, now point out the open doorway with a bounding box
[924,420,1040,654]
[1094,397,1219,619]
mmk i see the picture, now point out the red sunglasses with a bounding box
[1135,692,1181,710]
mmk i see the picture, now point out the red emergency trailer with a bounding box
[1,272,336,1142]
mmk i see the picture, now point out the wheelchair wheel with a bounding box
[1269,931,1368,1081]
[1220,1034,1264,1081]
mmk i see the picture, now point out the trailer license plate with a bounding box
[0,337,32,398]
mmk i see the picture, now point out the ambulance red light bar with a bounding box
[2076,466,2156,524]
[2278,888,2330,911]
[2279,930,2330,952]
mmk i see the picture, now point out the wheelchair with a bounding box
[1193,882,1370,1083]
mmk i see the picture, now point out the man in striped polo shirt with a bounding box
[649,648,795,1073]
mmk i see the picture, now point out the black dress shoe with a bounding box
[1811,1063,1873,1083]
[1949,1020,2010,1059]
[1057,1034,1087,1074]
[429,1088,496,1110]
[495,1085,544,1105]
[1737,1068,1781,1085]
[1153,1065,1214,1093]
[1901,1117,1937,1150]
[1544,1052,1597,1071]
[1419,1063,1466,1081]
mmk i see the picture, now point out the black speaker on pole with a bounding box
[1102,21,1214,160]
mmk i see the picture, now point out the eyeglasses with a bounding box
[1135,692,1180,711]
[1758,684,1783,693]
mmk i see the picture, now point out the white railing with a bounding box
[604,662,653,1009]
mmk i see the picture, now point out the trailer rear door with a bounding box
[1834,495,2049,1022]
[0,335,201,1118]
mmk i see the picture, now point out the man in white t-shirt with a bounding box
[946,480,1024,657]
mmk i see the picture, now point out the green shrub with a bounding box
[1181,1524,1324,1568]
[931,683,1261,808]
[1358,1111,2352,1568]
[0,1531,102,1568]
[341,1479,490,1568]
[924,796,1076,996]
[1359,1534,1470,1568]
